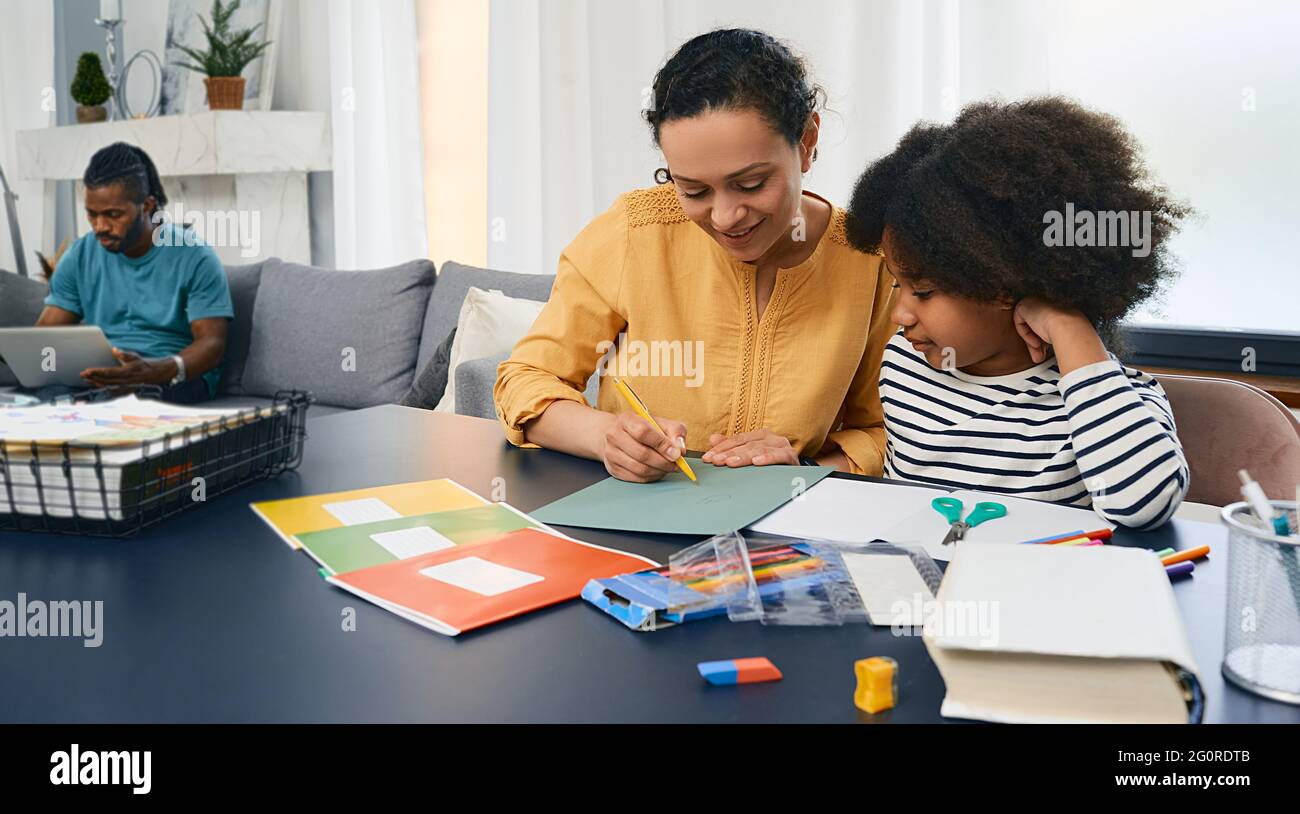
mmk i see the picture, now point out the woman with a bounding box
[494,28,896,482]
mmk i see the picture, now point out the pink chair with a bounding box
[1156,373,1300,506]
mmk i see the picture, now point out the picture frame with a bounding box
[159,0,282,115]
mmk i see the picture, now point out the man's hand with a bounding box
[80,348,177,388]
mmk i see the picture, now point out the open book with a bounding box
[749,478,1114,562]
[923,544,1202,723]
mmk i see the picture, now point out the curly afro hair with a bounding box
[845,97,1190,343]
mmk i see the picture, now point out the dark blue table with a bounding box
[0,406,1295,723]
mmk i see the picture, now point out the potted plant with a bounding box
[171,0,272,111]
[70,52,112,123]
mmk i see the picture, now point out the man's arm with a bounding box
[174,317,228,381]
[36,305,81,326]
[80,317,228,387]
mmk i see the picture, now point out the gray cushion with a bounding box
[454,350,600,419]
[216,261,264,395]
[400,326,456,410]
[416,261,554,372]
[455,352,511,419]
[241,258,435,408]
[0,271,48,325]
[0,272,50,386]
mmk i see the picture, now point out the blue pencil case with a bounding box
[581,535,862,632]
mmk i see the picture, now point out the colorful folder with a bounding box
[250,478,488,549]
[296,503,543,575]
[327,527,658,636]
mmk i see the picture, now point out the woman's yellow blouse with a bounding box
[493,184,898,476]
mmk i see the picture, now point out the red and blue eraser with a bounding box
[698,657,783,686]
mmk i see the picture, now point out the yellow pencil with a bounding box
[612,377,697,483]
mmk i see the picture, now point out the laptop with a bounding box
[0,326,119,388]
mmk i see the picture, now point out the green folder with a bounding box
[296,504,541,575]
[532,458,833,535]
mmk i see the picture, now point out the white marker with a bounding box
[1238,469,1288,536]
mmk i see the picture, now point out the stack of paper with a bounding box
[0,395,248,446]
[0,395,255,519]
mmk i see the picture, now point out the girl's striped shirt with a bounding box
[879,331,1189,529]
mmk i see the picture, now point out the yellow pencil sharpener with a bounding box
[854,656,898,714]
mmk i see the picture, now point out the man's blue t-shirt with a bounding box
[45,222,234,397]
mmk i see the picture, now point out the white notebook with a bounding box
[749,478,1113,562]
[749,478,949,541]
[924,544,1201,724]
[883,489,1115,561]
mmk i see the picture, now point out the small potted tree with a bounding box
[70,52,112,123]
[172,0,272,111]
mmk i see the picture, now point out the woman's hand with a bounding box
[1013,297,1108,374]
[599,410,688,483]
[702,429,799,467]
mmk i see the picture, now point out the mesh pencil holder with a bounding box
[1220,500,1300,705]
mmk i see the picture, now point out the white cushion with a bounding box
[435,286,546,413]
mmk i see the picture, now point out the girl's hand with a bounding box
[1013,297,1108,373]
[1013,298,1088,363]
[702,430,799,467]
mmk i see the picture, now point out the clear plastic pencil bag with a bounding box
[665,530,939,626]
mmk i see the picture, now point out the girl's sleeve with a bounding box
[1059,359,1190,529]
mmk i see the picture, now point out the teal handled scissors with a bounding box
[931,497,1008,546]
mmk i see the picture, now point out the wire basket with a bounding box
[1220,499,1300,705]
[0,389,310,537]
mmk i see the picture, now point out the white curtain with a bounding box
[0,0,56,278]
[485,0,1050,276]
[327,0,428,270]
[488,0,1300,332]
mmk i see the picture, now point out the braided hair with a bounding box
[645,28,824,184]
[83,142,168,209]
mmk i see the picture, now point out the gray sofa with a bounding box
[0,258,595,419]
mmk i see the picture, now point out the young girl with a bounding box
[846,97,1192,529]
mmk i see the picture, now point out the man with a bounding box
[36,142,232,403]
